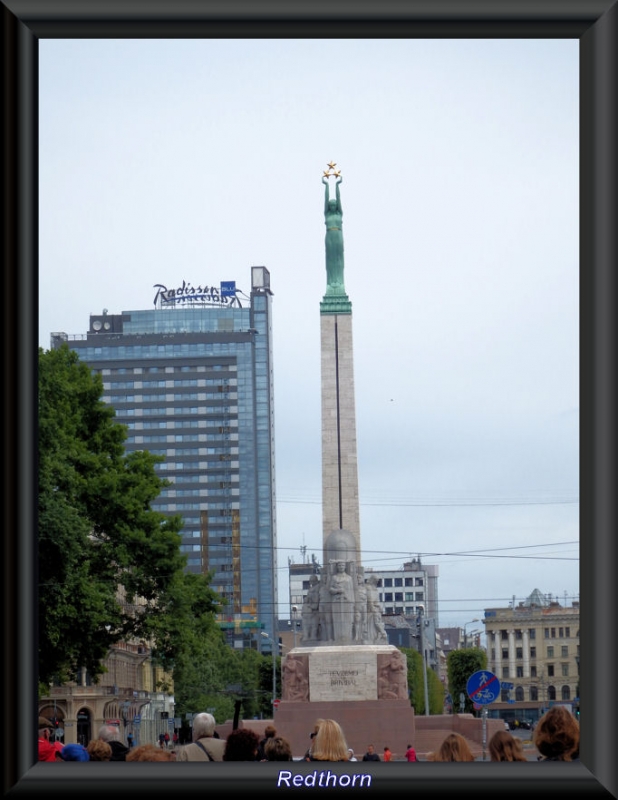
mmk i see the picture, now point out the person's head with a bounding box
[384,746,390,752]
[263,725,276,739]
[38,717,54,741]
[348,748,355,759]
[126,744,174,762]
[98,724,122,743]
[431,733,475,762]
[488,730,527,762]
[192,712,217,741]
[263,736,293,761]
[336,561,345,572]
[223,728,260,761]
[86,740,112,761]
[310,719,349,762]
[533,705,580,761]
[366,744,375,755]
[58,743,90,761]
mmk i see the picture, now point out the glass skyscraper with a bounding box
[52,266,277,651]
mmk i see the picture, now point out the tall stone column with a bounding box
[319,163,361,564]
[508,629,516,679]
[522,629,530,677]
[320,314,361,561]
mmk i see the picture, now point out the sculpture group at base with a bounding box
[299,527,389,647]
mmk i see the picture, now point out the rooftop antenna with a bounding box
[300,544,307,563]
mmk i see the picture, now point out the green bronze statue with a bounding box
[322,172,345,293]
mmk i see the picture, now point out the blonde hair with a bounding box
[309,719,349,762]
[429,733,475,762]
[488,730,527,762]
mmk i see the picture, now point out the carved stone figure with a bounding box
[301,575,320,642]
[366,574,388,644]
[377,651,408,700]
[354,573,368,642]
[317,576,334,643]
[328,561,355,643]
[281,655,309,702]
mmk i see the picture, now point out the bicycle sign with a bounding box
[466,670,501,705]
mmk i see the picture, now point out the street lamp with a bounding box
[463,619,480,649]
[260,631,277,710]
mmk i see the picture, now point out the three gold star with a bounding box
[323,161,342,178]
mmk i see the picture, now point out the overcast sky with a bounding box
[39,38,579,631]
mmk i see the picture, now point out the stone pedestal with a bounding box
[277,644,415,758]
[274,699,415,760]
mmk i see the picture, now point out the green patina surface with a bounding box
[321,173,352,315]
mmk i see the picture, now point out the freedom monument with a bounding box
[274,164,416,755]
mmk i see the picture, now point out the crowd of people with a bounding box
[38,705,579,764]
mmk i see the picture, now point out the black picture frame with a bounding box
[3,1,616,796]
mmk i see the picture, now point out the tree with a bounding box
[400,647,443,715]
[38,345,219,685]
[446,648,488,715]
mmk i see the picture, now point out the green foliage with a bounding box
[38,345,220,685]
[446,648,488,714]
[172,638,279,724]
[400,648,443,715]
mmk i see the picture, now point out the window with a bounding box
[551,628,556,638]
[394,592,403,602]
[502,630,509,640]
[394,578,403,587]
[530,686,538,701]
[548,665,555,677]
[515,630,523,640]
[415,577,424,586]
[528,628,536,639]
[516,647,523,659]
[565,627,570,637]
[559,627,564,638]
[547,646,554,658]
[544,628,550,639]
[515,686,524,700]
[415,592,424,601]
[530,666,537,677]
[530,647,536,659]
[384,578,393,587]
[516,667,523,678]
[561,646,569,657]
[561,685,571,700]
[384,593,393,602]
[502,667,509,678]
[561,663,569,676]
[502,649,509,660]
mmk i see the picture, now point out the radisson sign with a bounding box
[153,280,244,308]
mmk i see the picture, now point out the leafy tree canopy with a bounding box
[38,345,220,686]
[400,647,444,715]
[446,648,488,715]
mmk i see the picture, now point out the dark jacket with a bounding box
[108,740,130,761]
[362,752,381,762]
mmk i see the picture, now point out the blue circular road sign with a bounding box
[466,670,501,705]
